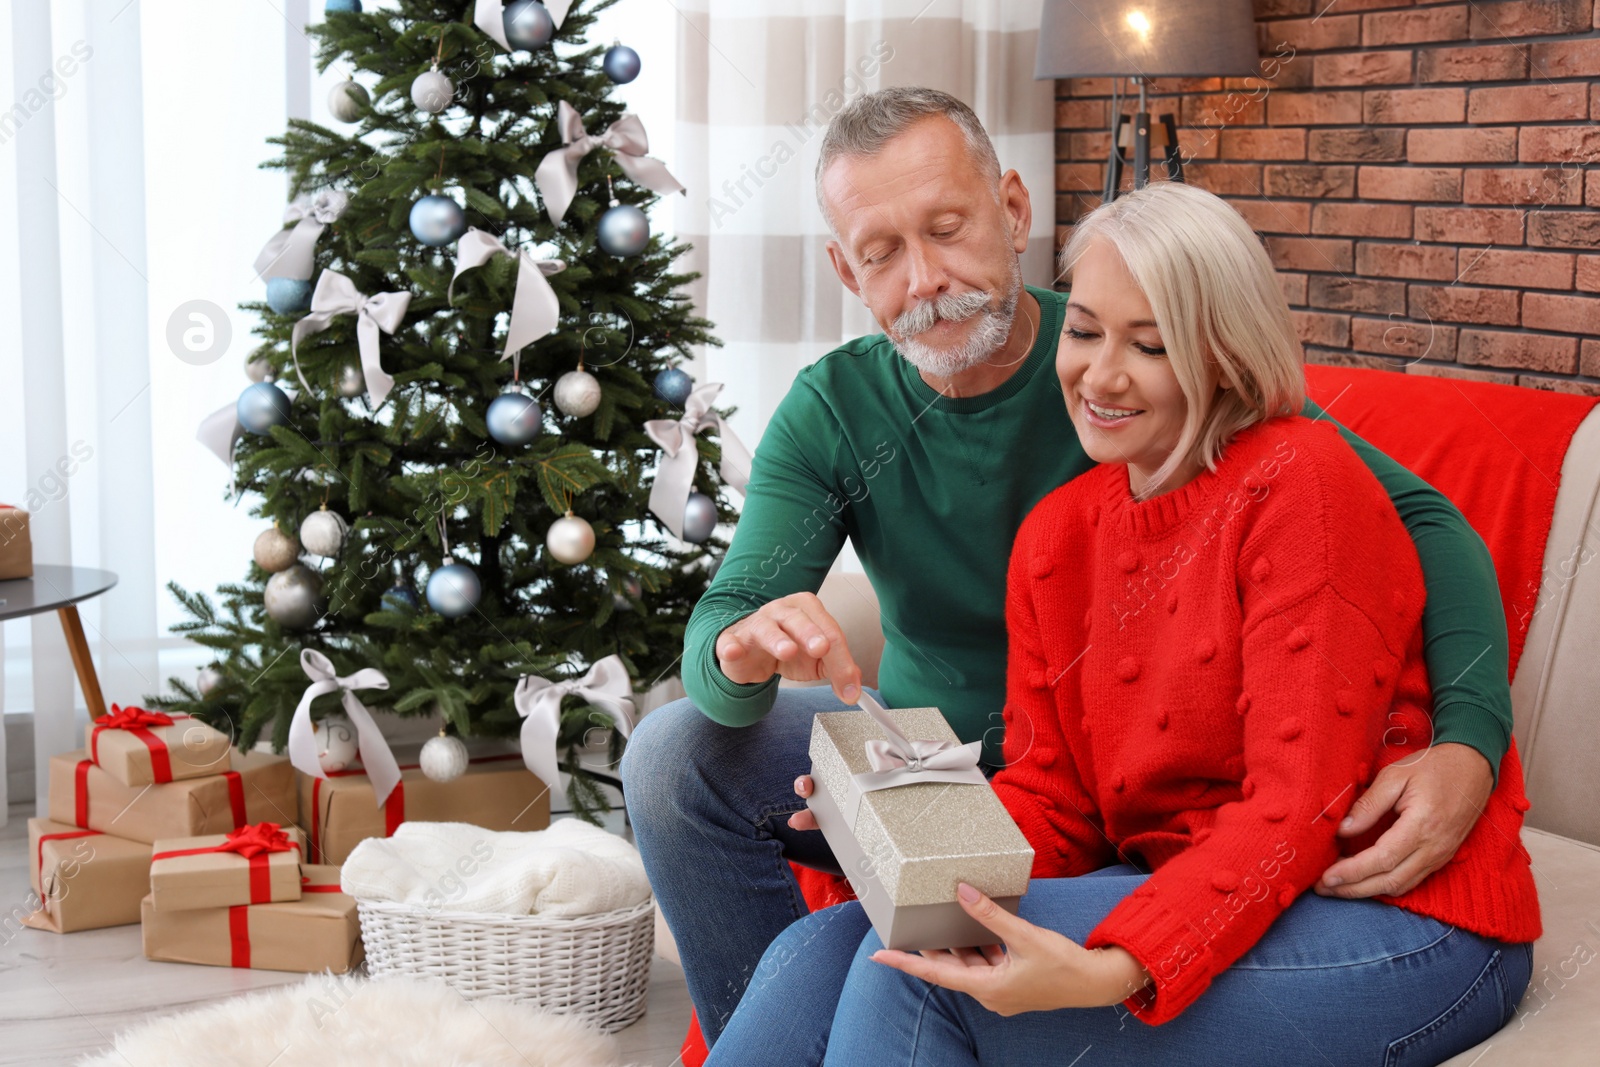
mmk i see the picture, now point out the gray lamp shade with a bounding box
[1035,0,1262,79]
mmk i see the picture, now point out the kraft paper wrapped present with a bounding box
[141,863,363,974]
[298,753,550,865]
[84,704,233,787]
[807,695,1034,951]
[22,817,152,934]
[149,823,305,912]
[48,747,298,845]
[0,504,32,580]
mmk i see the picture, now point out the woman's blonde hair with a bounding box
[1058,181,1305,498]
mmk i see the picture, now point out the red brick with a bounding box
[1577,256,1600,292]
[1165,79,1224,95]
[1530,211,1600,249]
[1358,166,1464,202]
[1418,43,1530,82]
[1183,91,1267,129]
[1279,270,1309,306]
[1591,171,1600,205]
[1351,317,1458,361]
[1363,89,1467,124]
[1410,285,1521,326]
[1582,339,1600,377]
[1055,99,1107,127]
[1313,202,1413,238]
[1191,164,1265,197]
[1226,197,1313,235]
[1063,78,1114,96]
[1227,58,1315,92]
[1464,168,1585,206]
[1468,84,1589,124]
[1269,91,1364,126]
[1406,128,1518,164]
[1308,129,1405,162]
[1262,15,1362,53]
[1174,131,1224,163]
[1056,163,1105,194]
[1220,128,1307,160]
[1315,51,1414,86]
[1523,292,1600,333]
[1458,329,1579,373]
[1066,131,1107,159]
[1519,126,1600,165]
[1529,38,1600,78]
[1292,310,1352,348]
[1254,0,1312,16]
[1356,243,1459,281]
[1268,236,1355,273]
[1469,0,1593,39]
[1264,165,1356,199]
[1415,207,1525,244]
[1410,364,1518,385]
[1309,276,1408,314]
[1458,249,1575,290]
[1364,6,1470,46]
[1516,376,1600,396]
[1305,349,1399,373]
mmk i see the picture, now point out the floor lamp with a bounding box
[1035,0,1262,201]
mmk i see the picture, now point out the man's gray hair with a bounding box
[815,87,1001,228]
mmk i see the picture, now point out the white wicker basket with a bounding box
[356,896,655,1033]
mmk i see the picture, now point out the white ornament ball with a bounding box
[263,564,324,629]
[597,203,650,257]
[196,665,225,697]
[314,715,359,773]
[682,491,717,544]
[253,526,301,572]
[486,384,543,446]
[328,79,370,123]
[419,733,469,782]
[246,357,275,383]
[547,511,596,565]
[299,508,349,558]
[411,68,454,113]
[553,368,602,418]
[426,562,481,617]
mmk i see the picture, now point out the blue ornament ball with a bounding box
[486,386,543,446]
[426,563,481,618]
[325,0,362,12]
[603,44,642,84]
[237,381,292,435]
[653,367,693,407]
[409,194,467,247]
[381,579,420,612]
[597,203,650,257]
[503,0,555,50]
[265,276,312,315]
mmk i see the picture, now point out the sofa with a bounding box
[655,367,1600,1065]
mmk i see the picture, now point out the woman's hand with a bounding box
[869,883,1151,1015]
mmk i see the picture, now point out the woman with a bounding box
[706,181,1539,1066]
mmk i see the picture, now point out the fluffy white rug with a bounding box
[79,973,636,1067]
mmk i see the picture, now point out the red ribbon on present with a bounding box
[301,875,344,894]
[152,822,301,904]
[229,905,251,968]
[35,829,102,889]
[90,704,186,783]
[74,759,92,828]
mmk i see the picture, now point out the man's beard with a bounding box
[888,260,1023,379]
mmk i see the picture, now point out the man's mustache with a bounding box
[893,289,995,338]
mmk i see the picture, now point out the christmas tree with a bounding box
[154,0,730,822]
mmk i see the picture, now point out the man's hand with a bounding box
[716,592,862,703]
[1316,742,1495,899]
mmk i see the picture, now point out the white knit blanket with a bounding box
[340,820,651,917]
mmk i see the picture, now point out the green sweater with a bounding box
[684,286,1512,772]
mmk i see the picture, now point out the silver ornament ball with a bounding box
[381,578,420,612]
[426,562,481,618]
[409,194,467,247]
[196,665,225,698]
[245,356,275,383]
[238,381,292,434]
[503,0,554,50]
[486,384,543,446]
[328,79,369,123]
[553,368,602,418]
[337,361,366,397]
[299,508,349,558]
[263,564,325,629]
[253,526,301,572]
[546,511,596,565]
[419,733,470,782]
[411,68,454,113]
[682,491,718,544]
[603,43,642,84]
[597,203,650,257]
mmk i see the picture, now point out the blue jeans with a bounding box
[708,867,1533,1067]
[621,685,879,1045]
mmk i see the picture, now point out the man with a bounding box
[621,87,1510,1048]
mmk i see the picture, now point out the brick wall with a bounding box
[1052,0,1600,395]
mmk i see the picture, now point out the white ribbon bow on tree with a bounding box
[254,190,349,281]
[473,0,573,50]
[290,270,412,406]
[514,654,635,811]
[196,403,245,494]
[533,100,685,226]
[843,691,987,827]
[287,649,403,807]
[643,382,752,540]
[448,228,566,361]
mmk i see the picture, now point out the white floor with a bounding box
[0,803,693,1066]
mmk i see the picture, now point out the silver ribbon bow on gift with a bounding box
[287,649,403,807]
[643,382,752,540]
[290,270,412,406]
[254,190,349,281]
[533,100,685,226]
[448,228,566,361]
[473,0,573,50]
[514,654,635,811]
[843,691,987,827]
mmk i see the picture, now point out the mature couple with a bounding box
[621,88,1540,1066]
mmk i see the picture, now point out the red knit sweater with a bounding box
[993,414,1541,1025]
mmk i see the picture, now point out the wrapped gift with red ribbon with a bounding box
[149,822,305,912]
[141,863,363,974]
[21,817,152,934]
[48,748,297,845]
[84,703,233,787]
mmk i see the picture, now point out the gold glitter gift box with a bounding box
[807,698,1034,950]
